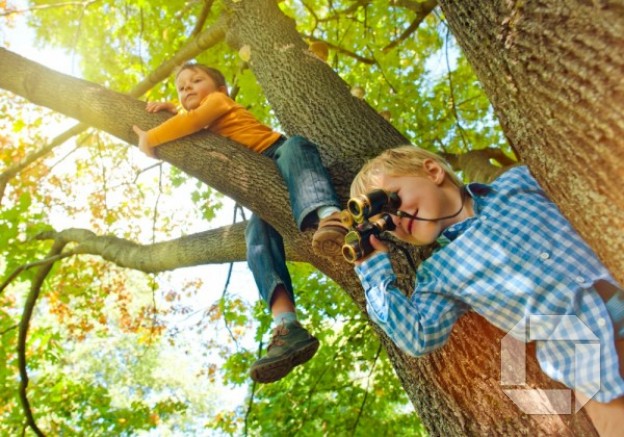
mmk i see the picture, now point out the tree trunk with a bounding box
[438,0,624,286]
[2,0,615,433]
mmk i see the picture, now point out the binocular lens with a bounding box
[347,198,365,221]
[347,189,393,222]
[341,190,401,263]
[341,243,361,264]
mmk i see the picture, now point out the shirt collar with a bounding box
[436,182,493,245]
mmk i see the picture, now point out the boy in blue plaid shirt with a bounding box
[350,145,623,435]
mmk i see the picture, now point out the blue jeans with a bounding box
[245,135,340,307]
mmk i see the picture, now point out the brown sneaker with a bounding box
[250,321,319,383]
[312,211,348,258]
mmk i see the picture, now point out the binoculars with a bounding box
[341,190,400,263]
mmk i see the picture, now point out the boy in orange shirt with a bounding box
[133,63,346,383]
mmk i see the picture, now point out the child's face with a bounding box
[374,159,468,245]
[176,68,222,110]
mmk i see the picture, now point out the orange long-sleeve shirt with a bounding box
[146,92,281,153]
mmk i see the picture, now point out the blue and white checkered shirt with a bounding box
[355,165,624,402]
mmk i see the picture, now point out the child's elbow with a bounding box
[394,339,435,358]
[393,334,439,358]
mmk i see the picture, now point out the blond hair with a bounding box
[351,145,462,197]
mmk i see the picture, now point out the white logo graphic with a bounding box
[501,315,600,414]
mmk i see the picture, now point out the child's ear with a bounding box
[422,159,445,184]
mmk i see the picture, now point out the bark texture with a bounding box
[439,0,624,285]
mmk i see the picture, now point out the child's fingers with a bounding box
[369,235,389,253]
[145,102,177,113]
[145,102,161,112]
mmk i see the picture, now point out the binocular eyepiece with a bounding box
[341,189,400,263]
[346,189,400,224]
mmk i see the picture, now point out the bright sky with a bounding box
[4,1,76,75]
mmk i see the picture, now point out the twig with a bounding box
[0,324,18,336]
[0,252,74,295]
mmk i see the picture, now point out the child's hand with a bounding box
[132,125,156,158]
[145,101,178,114]
[354,235,388,265]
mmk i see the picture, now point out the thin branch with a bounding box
[304,36,375,65]
[189,0,215,38]
[18,239,68,436]
[0,252,75,295]
[382,0,437,53]
[0,324,18,336]
[0,0,99,17]
[245,341,263,436]
[304,0,372,24]
[0,123,87,207]
[444,25,469,151]
[305,323,369,414]
[229,61,250,101]
[133,161,164,183]
[221,203,245,348]
[351,343,382,436]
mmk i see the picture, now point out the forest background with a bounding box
[2,0,620,436]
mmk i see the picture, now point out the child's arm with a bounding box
[145,93,234,147]
[132,93,235,157]
[355,250,468,357]
[132,125,156,158]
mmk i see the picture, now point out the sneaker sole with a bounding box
[312,228,346,257]
[250,338,320,384]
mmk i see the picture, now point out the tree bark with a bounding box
[3,0,617,433]
[438,0,624,285]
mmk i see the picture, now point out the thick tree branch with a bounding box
[32,222,306,273]
[0,15,227,205]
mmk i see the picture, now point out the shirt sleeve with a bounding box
[146,93,236,147]
[355,252,466,357]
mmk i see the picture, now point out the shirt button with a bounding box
[598,318,606,327]
[574,276,586,284]
[481,215,487,221]
[539,252,550,260]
